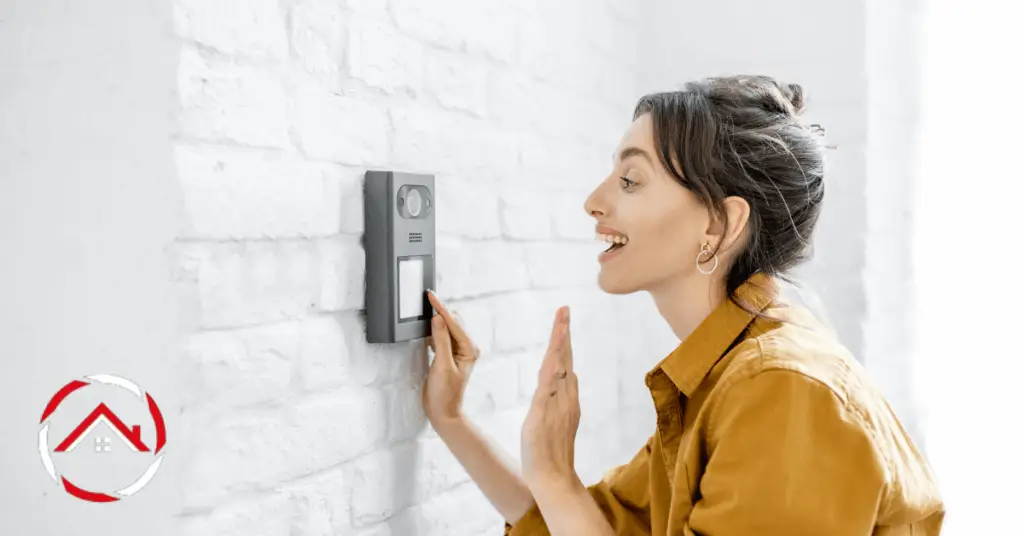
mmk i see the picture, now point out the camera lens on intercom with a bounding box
[406,188,423,217]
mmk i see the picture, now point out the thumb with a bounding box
[431,314,456,370]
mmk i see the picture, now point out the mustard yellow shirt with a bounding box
[506,274,945,535]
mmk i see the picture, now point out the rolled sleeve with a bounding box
[504,437,654,535]
[504,502,547,536]
[501,506,544,532]
[686,369,887,536]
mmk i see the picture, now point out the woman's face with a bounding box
[584,114,712,295]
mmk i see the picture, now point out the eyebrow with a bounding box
[614,146,653,165]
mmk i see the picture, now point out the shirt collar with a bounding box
[647,273,779,397]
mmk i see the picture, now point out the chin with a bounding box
[597,270,643,295]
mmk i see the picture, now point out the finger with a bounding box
[537,354,559,395]
[564,374,579,466]
[557,371,578,411]
[566,371,578,403]
[431,314,456,371]
[531,366,558,407]
[561,307,573,373]
[551,368,571,407]
[549,376,570,428]
[543,309,574,385]
[427,291,475,353]
[542,306,567,354]
[538,307,568,379]
[530,382,551,412]
[541,367,569,406]
[427,290,464,332]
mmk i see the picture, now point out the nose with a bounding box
[583,182,606,219]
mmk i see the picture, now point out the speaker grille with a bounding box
[409,232,423,243]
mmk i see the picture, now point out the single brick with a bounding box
[173,0,289,60]
[177,45,290,148]
[292,83,390,165]
[176,143,340,239]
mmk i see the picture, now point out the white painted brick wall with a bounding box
[174,0,290,60]
[171,1,673,534]
[178,45,292,149]
[292,84,391,164]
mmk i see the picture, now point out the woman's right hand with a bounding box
[422,290,480,428]
[420,292,536,524]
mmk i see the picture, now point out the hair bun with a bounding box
[780,82,805,115]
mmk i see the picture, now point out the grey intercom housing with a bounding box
[363,170,436,343]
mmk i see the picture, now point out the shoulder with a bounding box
[699,301,945,520]
[714,301,870,409]
[700,301,889,464]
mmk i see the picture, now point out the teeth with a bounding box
[595,233,628,245]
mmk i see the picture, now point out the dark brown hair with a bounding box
[633,75,827,312]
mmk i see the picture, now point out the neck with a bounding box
[648,273,728,342]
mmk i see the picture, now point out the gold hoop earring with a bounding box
[696,242,718,275]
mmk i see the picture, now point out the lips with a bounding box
[594,225,628,259]
[595,224,627,237]
[598,240,627,262]
[597,234,628,251]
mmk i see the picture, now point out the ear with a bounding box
[705,196,751,253]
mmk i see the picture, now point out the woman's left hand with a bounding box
[521,306,582,491]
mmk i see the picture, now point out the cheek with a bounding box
[641,205,699,250]
[629,198,707,274]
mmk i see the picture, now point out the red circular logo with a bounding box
[38,375,167,502]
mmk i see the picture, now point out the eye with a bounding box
[620,176,637,189]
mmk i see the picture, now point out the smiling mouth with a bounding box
[597,233,629,253]
[604,242,625,253]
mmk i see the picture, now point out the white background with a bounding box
[914,1,1024,532]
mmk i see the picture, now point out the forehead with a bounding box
[616,113,655,154]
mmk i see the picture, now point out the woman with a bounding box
[421,75,945,535]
